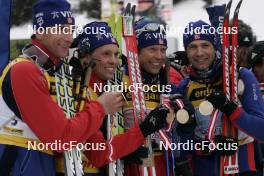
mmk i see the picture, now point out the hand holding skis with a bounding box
[206,91,238,117]
[122,146,149,165]
[139,105,169,137]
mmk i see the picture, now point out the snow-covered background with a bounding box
[10,0,264,52]
[170,0,264,50]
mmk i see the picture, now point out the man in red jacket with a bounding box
[0,0,124,175]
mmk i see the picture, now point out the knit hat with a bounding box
[183,20,216,49]
[135,17,167,49]
[248,41,264,68]
[238,19,255,47]
[32,0,75,29]
[74,21,118,55]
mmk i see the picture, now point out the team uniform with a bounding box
[121,17,196,176]
[78,72,145,176]
[174,19,264,175]
[122,70,174,176]
[177,67,264,175]
[0,40,105,175]
[63,21,169,176]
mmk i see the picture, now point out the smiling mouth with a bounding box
[105,67,115,71]
[150,62,163,67]
[196,58,208,62]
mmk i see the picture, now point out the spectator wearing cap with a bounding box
[0,1,124,175]
[248,41,264,83]
[248,40,264,176]
[237,19,256,68]
[236,20,264,176]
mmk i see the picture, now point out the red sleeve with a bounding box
[84,125,145,167]
[169,67,183,86]
[229,107,243,121]
[11,62,105,148]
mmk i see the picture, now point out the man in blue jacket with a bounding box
[177,20,264,176]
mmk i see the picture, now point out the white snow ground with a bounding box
[10,0,264,51]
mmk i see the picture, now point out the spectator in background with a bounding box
[237,21,263,176]
[248,41,264,176]
[237,19,256,68]
[248,41,264,84]
[169,51,189,85]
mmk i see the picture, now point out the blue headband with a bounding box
[183,20,215,49]
[33,0,75,29]
[135,18,167,49]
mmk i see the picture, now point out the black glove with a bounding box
[175,156,193,176]
[169,94,196,133]
[70,56,83,79]
[214,135,238,156]
[122,146,149,165]
[206,91,238,117]
[139,105,169,137]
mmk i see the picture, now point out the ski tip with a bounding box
[224,0,232,17]
[227,0,233,7]
[234,0,243,16]
[131,5,136,16]
[238,0,243,5]
[227,0,233,9]
[131,5,136,22]
[124,3,131,15]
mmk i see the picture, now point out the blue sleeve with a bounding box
[164,78,190,95]
[172,78,195,155]
[163,83,177,95]
[172,78,190,95]
[232,68,264,141]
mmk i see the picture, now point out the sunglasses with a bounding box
[135,22,160,37]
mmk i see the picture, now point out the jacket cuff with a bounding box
[229,107,243,121]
